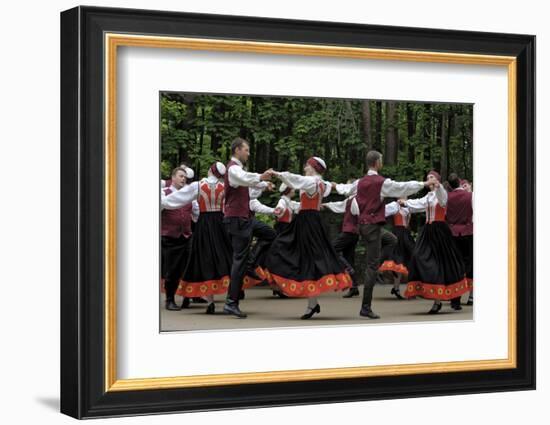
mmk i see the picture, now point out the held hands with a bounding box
[273,207,283,216]
[265,182,275,192]
[398,199,407,206]
[260,168,275,181]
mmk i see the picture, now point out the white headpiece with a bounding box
[180,165,194,179]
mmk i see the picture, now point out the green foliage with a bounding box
[160,93,473,186]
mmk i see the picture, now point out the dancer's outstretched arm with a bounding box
[161,181,199,210]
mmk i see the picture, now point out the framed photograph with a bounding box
[60,5,535,419]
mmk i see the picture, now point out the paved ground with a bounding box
[160,284,473,332]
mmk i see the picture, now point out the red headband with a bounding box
[306,157,326,174]
[210,163,223,179]
[428,170,441,182]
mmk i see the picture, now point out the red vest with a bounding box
[223,160,250,218]
[161,187,192,238]
[393,208,410,228]
[342,197,359,234]
[300,180,325,211]
[446,189,473,236]
[277,203,293,223]
[356,174,386,225]
[198,180,225,212]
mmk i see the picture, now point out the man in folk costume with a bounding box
[446,173,474,307]
[266,157,352,319]
[161,164,194,189]
[223,137,276,318]
[160,167,195,311]
[346,151,433,319]
[322,198,402,299]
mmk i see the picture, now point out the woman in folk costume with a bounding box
[403,170,469,314]
[161,162,232,314]
[379,199,416,300]
[265,157,352,319]
[273,183,300,235]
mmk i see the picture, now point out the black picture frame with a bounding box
[60,5,535,419]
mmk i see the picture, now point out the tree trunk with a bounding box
[375,101,383,152]
[385,101,398,165]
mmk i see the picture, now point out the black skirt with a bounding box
[405,221,471,300]
[265,210,352,297]
[178,212,233,297]
[379,226,415,275]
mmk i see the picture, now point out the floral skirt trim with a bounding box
[405,278,473,300]
[378,260,409,275]
[160,267,266,298]
[265,271,352,298]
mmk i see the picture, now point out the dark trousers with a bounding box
[161,235,191,301]
[359,223,398,309]
[453,234,473,279]
[452,234,473,305]
[332,232,360,287]
[224,216,276,302]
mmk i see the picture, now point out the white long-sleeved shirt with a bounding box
[161,175,222,210]
[405,184,448,213]
[335,170,424,200]
[228,157,262,188]
[276,171,330,197]
[344,199,403,217]
[275,195,301,215]
[249,199,275,215]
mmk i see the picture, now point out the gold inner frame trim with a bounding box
[104,33,517,392]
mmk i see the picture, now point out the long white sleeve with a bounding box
[249,199,275,215]
[405,194,429,213]
[160,179,167,189]
[161,182,199,210]
[434,184,448,207]
[274,198,286,217]
[385,201,400,217]
[381,178,424,198]
[350,198,360,216]
[323,199,347,214]
[289,200,301,212]
[277,172,318,195]
[335,179,358,196]
[322,180,333,197]
[228,164,261,188]
[191,200,200,222]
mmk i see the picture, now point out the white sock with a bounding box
[306,297,319,312]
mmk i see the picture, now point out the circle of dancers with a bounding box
[160,137,474,320]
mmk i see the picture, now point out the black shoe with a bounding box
[238,290,246,300]
[343,287,360,298]
[428,302,442,314]
[273,290,288,299]
[466,298,473,306]
[300,304,321,320]
[181,297,191,309]
[223,300,247,318]
[359,307,380,319]
[391,287,405,300]
[205,303,215,315]
[192,297,208,304]
[165,300,181,311]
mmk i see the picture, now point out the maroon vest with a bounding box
[356,174,387,225]
[446,189,473,236]
[223,160,251,218]
[342,197,359,234]
[161,187,193,238]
